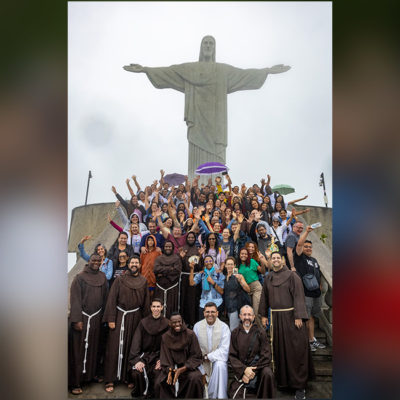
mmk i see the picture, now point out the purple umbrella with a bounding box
[195,162,228,175]
[163,173,186,186]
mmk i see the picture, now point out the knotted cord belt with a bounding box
[269,307,294,372]
[116,305,140,379]
[81,308,102,374]
[156,282,179,317]
[132,352,149,396]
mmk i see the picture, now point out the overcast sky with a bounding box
[68,1,332,230]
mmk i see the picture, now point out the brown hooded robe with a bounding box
[153,253,182,318]
[128,314,170,397]
[156,323,204,398]
[228,324,275,399]
[258,265,315,389]
[180,239,202,326]
[102,271,150,383]
[68,265,108,388]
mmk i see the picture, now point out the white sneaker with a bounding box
[312,338,326,349]
[295,389,306,399]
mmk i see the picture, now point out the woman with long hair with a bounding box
[237,247,263,327]
[223,256,251,331]
[201,232,226,271]
[78,236,113,281]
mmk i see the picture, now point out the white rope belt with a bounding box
[81,308,102,374]
[174,363,179,397]
[156,282,179,317]
[270,307,294,372]
[132,352,149,395]
[116,305,140,379]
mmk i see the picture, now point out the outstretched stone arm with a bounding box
[264,64,291,74]
[123,64,146,73]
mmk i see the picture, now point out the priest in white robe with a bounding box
[193,301,231,399]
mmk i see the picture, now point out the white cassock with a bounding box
[193,318,231,399]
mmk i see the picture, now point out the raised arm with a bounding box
[184,175,190,193]
[78,235,92,262]
[288,195,308,206]
[108,212,123,233]
[154,208,170,239]
[184,192,192,216]
[293,208,310,218]
[131,175,141,193]
[225,173,232,194]
[144,187,150,210]
[284,208,296,227]
[115,201,130,226]
[296,225,313,256]
[126,178,135,197]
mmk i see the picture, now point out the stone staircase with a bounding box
[68,203,332,399]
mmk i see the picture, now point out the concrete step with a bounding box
[311,346,332,361]
[313,360,333,376]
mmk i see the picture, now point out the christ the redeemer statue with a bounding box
[123,35,290,180]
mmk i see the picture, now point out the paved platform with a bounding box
[68,378,332,399]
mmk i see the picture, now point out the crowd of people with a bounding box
[69,171,327,399]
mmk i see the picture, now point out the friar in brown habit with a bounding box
[153,240,182,318]
[179,231,202,327]
[128,298,169,398]
[259,251,314,400]
[155,312,204,398]
[228,305,275,399]
[68,254,108,395]
[102,255,150,393]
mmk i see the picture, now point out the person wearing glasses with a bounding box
[193,302,231,399]
[189,255,225,316]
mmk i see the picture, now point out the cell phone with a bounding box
[310,222,322,229]
[233,267,238,275]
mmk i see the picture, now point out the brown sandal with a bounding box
[105,383,114,393]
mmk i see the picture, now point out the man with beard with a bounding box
[155,208,199,254]
[156,312,204,398]
[249,214,272,259]
[102,255,150,393]
[128,298,170,398]
[153,241,182,318]
[228,305,275,399]
[140,220,165,253]
[259,252,314,400]
[69,254,108,395]
[193,302,231,399]
[179,231,202,327]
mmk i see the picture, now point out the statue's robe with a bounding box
[143,62,269,179]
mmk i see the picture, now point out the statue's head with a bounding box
[199,35,216,62]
